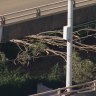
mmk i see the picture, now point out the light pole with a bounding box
[63,0,73,92]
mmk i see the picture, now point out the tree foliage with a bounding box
[0,28,96,65]
[0,28,96,85]
[72,52,95,84]
[0,52,31,87]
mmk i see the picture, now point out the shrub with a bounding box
[47,63,62,81]
[31,42,47,57]
[0,52,37,96]
[0,52,31,86]
[72,52,95,84]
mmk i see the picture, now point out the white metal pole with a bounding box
[66,0,73,92]
[68,0,73,27]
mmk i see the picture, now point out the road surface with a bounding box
[0,0,59,15]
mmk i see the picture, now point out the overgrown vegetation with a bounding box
[72,52,95,84]
[0,48,96,95]
[0,49,96,95]
[0,52,30,86]
[0,27,96,95]
[0,52,37,96]
[39,63,65,82]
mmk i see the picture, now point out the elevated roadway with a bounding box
[0,0,96,42]
[0,0,96,24]
[0,0,58,14]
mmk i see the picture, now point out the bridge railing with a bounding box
[29,80,96,96]
[0,0,95,25]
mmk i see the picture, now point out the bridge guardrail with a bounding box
[0,0,95,25]
[29,80,96,96]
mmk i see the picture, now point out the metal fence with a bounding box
[29,80,96,96]
[0,0,95,25]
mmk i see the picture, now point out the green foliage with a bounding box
[0,49,96,91]
[0,53,37,96]
[0,52,6,63]
[40,63,65,82]
[74,20,96,31]
[0,52,31,87]
[0,67,31,87]
[47,63,61,81]
[15,42,47,65]
[0,52,6,73]
[30,42,47,57]
[72,52,95,84]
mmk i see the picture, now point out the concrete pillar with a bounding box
[0,26,3,42]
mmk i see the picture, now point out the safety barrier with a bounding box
[29,80,96,96]
[0,0,95,25]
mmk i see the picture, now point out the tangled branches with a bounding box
[1,28,96,65]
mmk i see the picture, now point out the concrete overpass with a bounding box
[0,0,96,42]
[0,0,95,24]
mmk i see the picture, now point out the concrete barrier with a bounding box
[1,3,96,42]
[0,26,3,42]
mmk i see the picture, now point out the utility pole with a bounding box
[63,0,73,92]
